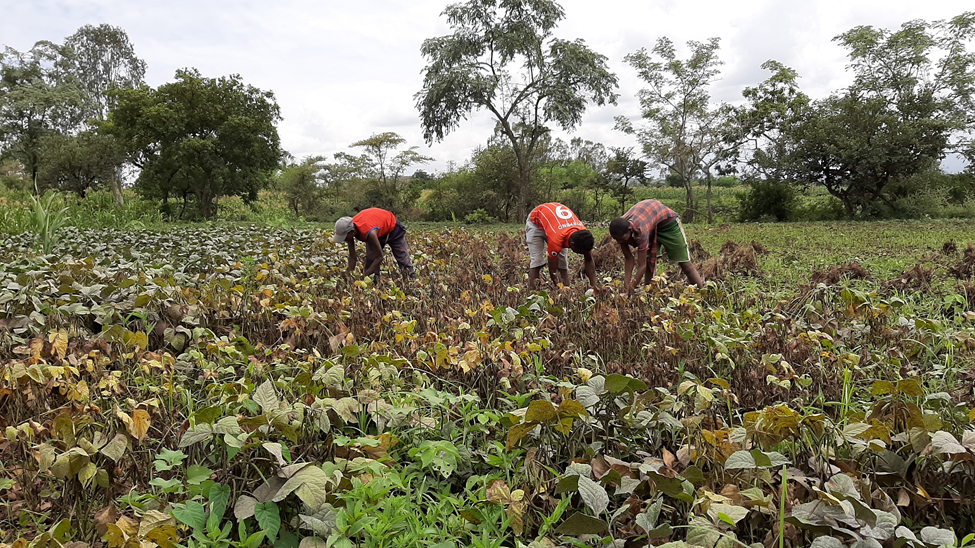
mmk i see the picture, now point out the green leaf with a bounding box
[172,500,207,532]
[255,501,281,542]
[577,475,609,516]
[321,364,345,387]
[556,512,608,535]
[207,483,231,533]
[186,465,213,485]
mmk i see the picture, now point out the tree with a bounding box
[64,24,147,121]
[605,147,647,215]
[415,0,619,220]
[0,41,89,192]
[785,92,950,216]
[64,24,147,205]
[748,14,975,217]
[36,130,124,196]
[106,69,282,219]
[617,37,725,222]
[278,156,325,217]
[348,132,433,212]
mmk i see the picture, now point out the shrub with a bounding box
[737,180,798,222]
[464,209,495,224]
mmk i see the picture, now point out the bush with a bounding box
[464,209,495,224]
[737,180,798,222]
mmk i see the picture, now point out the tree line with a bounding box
[2,3,974,222]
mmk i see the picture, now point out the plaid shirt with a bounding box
[623,200,678,277]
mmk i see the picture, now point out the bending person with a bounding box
[525,202,596,289]
[609,200,702,292]
[334,208,416,280]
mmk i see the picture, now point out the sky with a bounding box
[2,0,972,173]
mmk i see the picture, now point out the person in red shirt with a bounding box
[526,203,596,289]
[609,199,702,292]
[334,208,416,280]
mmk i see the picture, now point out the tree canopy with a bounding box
[415,0,618,220]
[106,68,282,219]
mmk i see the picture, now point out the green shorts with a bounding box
[655,218,691,262]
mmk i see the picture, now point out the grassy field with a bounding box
[0,220,973,548]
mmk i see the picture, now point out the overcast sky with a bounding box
[3,0,972,173]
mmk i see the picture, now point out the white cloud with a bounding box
[2,0,971,172]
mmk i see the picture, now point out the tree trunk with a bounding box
[705,171,713,224]
[683,182,695,223]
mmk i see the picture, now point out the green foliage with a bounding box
[29,191,69,253]
[36,130,125,195]
[106,68,282,219]
[463,209,495,225]
[416,0,619,219]
[737,180,798,222]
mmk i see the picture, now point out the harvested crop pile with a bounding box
[949,243,975,279]
[943,240,958,255]
[883,264,934,291]
[808,262,872,285]
[688,239,710,261]
[699,240,762,281]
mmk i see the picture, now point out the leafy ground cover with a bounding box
[1,221,974,548]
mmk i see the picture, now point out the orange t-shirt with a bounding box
[529,203,585,257]
[352,208,397,240]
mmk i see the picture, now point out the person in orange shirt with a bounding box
[334,208,416,280]
[526,203,596,289]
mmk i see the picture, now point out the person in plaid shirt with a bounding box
[609,199,703,292]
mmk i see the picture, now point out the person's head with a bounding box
[609,217,631,240]
[333,216,355,243]
[568,229,595,254]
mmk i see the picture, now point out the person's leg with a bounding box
[526,220,548,288]
[657,218,703,286]
[387,223,416,278]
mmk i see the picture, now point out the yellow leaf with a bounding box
[49,331,69,360]
[144,525,178,548]
[524,400,558,423]
[128,410,151,441]
[576,368,592,382]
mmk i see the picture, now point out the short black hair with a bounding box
[609,217,630,238]
[568,229,594,252]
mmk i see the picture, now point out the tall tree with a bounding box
[616,37,724,222]
[64,24,147,205]
[106,68,282,219]
[415,0,619,220]
[0,42,89,192]
[64,24,147,121]
[278,156,325,217]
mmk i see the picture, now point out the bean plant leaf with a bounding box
[556,512,608,535]
[253,380,280,413]
[254,501,281,542]
[525,400,558,423]
[100,433,128,462]
[577,475,609,516]
[810,538,845,548]
[207,483,231,533]
[919,526,957,545]
[186,465,213,485]
[235,495,259,520]
[172,500,206,532]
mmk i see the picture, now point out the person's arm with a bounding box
[582,250,596,288]
[547,255,563,287]
[631,250,648,292]
[346,239,357,272]
[361,230,384,277]
[619,241,634,290]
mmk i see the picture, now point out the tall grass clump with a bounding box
[29,191,70,253]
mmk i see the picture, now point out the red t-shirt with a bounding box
[529,203,585,257]
[352,208,397,240]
